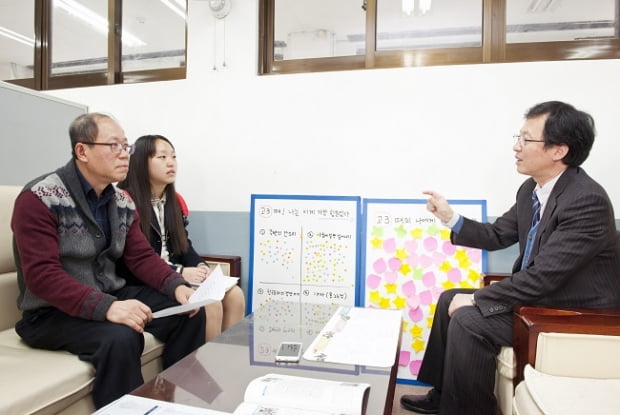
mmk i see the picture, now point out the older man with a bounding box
[12,113,206,408]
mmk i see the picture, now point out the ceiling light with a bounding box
[160,0,187,20]
[0,26,34,47]
[54,0,146,47]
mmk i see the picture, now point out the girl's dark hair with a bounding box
[118,134,189,255]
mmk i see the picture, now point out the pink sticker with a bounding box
[442,241,456,255]
[388,257,402,272]
[366,273,382,289]
[399,350,411,366]
[383,238,396,253]
[401,280,416,297]
[448,268,462,283]
[373,258,386,274]
[408,306,424,322]
[422,271,436,287]
[384,271,398,284]
[406,252,420,267]
[409,359,422,375]
[468,248,482,263]
[423,237,438,252]
[419,290,433,305]
[404,240,418,253]
[406,295,420,309]
[420,254,433,268]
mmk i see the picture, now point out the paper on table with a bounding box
[93,394,231,414]
[302,306,402,367]
[152,265,239,318]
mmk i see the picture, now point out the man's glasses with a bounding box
[81,142,135,155]
[513,134,545,147]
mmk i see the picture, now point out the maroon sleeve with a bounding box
[11,190,112,317]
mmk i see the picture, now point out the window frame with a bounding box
[5,0,187,91]
[259,0,620,75]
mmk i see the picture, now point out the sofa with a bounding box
[0,185,165,415]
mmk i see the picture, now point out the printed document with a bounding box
[152,265,239,318]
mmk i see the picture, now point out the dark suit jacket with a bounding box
[453,167,620,317]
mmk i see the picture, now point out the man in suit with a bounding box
[400,101,620,414]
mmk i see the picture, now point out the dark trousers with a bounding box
[16,285,206,409]
[417,288,512,415]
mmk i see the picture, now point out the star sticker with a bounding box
[395,248,408,260]
[370,236,383,249]
[371,225,384,237]
[379,297,391,309]
[410,324,424,339]
[412,338,426,353]
[400,262,412,276]
[384,283,398,294]
[426,222,440,236]
[369,290,382,305]
[393,296,406,309]
[410,228,424,239]
[439,228,451,240]
[439,260,452,272]
[394,224,407,238]
[442,280,456,290]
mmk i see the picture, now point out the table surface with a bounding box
[132,301,399,415]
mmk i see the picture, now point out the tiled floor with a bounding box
[392,383,432,415]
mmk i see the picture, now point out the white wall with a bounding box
[46,1,620,217]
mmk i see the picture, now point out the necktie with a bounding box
[521,191,541,269]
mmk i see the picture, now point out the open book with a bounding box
[152,265,239,318]
[232,373,370,415]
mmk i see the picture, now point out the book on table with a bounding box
[232,373,370,415]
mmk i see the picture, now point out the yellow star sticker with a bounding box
[458,257,472,269]
[442,280,456,290]
[458,280,475,289]
[368,290,382,305]
[455,248,468,261]
[380,297,391,309]
[384,283,398,294]
[395,248,408,260]
[400,262,412,276]
[412,338,426,353]
[439,260,452,272]
[410,228,424,239]
[370,236,383,249]
[439,228,451,240]
[393,296,406,309]
[410,324,424,339]
[426,316,434,328]
[428,303,437,315]
[468,269,481,283]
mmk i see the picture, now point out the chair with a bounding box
[485,229,620,415]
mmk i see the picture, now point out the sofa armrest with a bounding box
[513,306,620,386]
[483,272,510,286]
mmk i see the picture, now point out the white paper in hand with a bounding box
[152,265,239,318]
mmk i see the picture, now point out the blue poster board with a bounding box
[249,194,362,312]
[361,198,487,383]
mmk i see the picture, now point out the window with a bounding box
[259,0,620,75]
[0,0,187,90]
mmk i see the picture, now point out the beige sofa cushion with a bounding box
[0,185,20,274]
[520,364,620,415]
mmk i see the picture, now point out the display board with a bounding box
[249,195,361,311]
[361,198,487,383]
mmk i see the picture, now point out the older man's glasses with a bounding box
[81,142,135,155]
[513,135,545,147]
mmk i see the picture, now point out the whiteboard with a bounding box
[249,194,361,311]
[0,81,87,185]
[362,198,487,383]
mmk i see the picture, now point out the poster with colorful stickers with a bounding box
[362,198,487,383]
[249,195,361,312]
